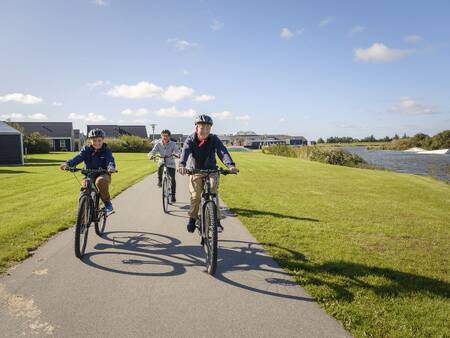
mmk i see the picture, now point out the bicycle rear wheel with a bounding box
[162,177,169,213]
[203,201,218,275]
[75,195,90,258]
[95,208,107,236]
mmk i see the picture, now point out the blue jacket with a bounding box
[179,133,235,170]
[66,144,116,170]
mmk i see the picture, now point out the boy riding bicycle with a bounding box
[59,128,116,214]
[178,114,238,233]
[148,129,180,202]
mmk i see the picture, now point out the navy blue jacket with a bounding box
[179,133,235,170]
[66,144,116,170]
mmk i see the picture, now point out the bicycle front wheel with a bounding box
[203,201,218,275]
[75,195,90,258]
[162,177,169,213]
[95,208,107,236]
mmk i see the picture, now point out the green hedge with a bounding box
[262,144,366,167]
[102,135,152,152]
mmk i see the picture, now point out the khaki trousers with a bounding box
[188,173,220,220]
[95,174,111,203]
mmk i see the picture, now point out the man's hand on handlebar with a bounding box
[60,163,68,171]
[229,166,239,174]
[178,166,187,175]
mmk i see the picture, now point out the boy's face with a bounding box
[161,133,170,143]
[90,137,104,150]
[196,123,211,140]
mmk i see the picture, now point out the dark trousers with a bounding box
[158,165,176,196]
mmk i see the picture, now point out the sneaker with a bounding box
[187,218,196,233]
[157,181,162,188]
[171,195,176,203]
[104,201,114,215]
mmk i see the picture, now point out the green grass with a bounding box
[0,152,156,273]
[220,152,450,338]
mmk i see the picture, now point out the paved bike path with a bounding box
[0,173,351,337]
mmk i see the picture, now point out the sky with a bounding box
[1,0,449,140]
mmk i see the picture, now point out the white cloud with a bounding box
[156,106,197,118]
[182,69,190,76]
[52,101,63,106]
[278,117,286,123]
[28,113,48,120]
[161,85,195,102]
[354,43,414,63]
[0,113,24,119]
[319,16,334,28]
[107,81,163,99]
[211,111,233,120]
[0,93,43,104]
[107,81,196,102]
[69,112,107,122]
[211,19,224,31]
[390,97,437,115]
[87,80,110,90]
[235,115,250,121]
[349,25,366,36]
[194,94,216,102]
[404,35,423,44]
[120,108,149,116]
[167,38,198,51]
[280,28,294,40]
[94,0,109,7]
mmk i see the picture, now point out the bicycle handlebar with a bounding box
[64,167,118,174]
[186,168,237,176]
[153,154,180,159]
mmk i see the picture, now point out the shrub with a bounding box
[262,144,366,167]
[100,135,152,152]
[24,132,51,154]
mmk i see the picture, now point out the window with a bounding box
[60,139,66,148]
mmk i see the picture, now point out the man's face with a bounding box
[90,137,104,150]
[161,133,170,143]
[196,123,211,140]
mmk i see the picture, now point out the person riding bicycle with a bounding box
[178,114,238,233]
[148,129,180,202]
[59,128,116,215]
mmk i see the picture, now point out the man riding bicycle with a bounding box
[60,128,116,214]
[178,114,238,233]
[148,129,180,202]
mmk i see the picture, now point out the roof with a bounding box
[87,125,148,138]
[0,121,22,135]
[14,122,73,138]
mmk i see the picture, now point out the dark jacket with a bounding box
[179,133,235,170]
[66,144,116,170]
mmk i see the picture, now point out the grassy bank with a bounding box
[0,152,156,273]
[220,152,450,338]
[262,144,366,167]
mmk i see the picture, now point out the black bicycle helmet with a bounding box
[195,114,213,126]
[88,128,106,138]
[161,129,171,136]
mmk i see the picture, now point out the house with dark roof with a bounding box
[87,125,148,139]
[0,121,24,165]
[14,122,74,151]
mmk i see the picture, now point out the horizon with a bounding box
[1,0,449,139]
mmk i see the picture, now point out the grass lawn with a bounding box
[220,152,450,338]
[0,152,156,273]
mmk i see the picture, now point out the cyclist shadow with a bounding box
[83,230,313,301]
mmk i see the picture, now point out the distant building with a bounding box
[87,125,148,139]
[229,131,308,149]
[14,122,74,151]
[0,121,24,165]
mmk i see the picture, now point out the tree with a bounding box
[24,132,51,154]
[317,138,325,144]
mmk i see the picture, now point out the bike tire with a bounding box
[75,195,90,258]
[162,177,169,213]
[203,201,218,275]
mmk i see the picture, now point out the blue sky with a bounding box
[1,0,449,140]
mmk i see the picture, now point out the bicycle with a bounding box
[186,167,237,275]
[153,155,179,213]
[65,167,117,258]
